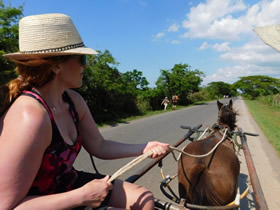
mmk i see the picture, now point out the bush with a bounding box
[187,90,210,103]
[136,95,152,113]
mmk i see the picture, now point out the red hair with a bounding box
[0,56,71,116]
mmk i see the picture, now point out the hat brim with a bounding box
[253,24,280,53]
[3,46,98,61]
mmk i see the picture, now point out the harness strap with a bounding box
[169,128,228,160]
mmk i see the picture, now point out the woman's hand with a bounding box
[81,175,113,208]
[142,141,169,159]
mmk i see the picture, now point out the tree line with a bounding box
[1,1,280,124]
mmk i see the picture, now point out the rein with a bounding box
[107,128,230,183]
[169,128,229,160]
[108,150,153,183]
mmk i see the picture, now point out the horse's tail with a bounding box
[189,164,224,206]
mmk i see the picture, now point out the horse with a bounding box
[177,99,240,206]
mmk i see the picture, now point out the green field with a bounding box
[244,99,280,155]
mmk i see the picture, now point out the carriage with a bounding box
[90,100,268,210]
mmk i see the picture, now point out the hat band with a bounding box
[21,42,85,54]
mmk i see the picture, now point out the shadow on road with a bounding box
[239,173,257,209]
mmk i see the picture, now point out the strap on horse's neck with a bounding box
[212,123,233,137]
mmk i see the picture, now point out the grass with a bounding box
[244,99,280,155]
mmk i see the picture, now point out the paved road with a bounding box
[234,97,280,210]
[74,97,280,209]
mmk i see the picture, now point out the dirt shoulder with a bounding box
[235,97,280,210]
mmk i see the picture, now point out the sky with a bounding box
[3,0,280,87]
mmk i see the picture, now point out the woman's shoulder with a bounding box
[65,89,88,117]
[65,89,84,101]
[1,95,52,146]
[12,95,49,118]
[65,89,86,107]
[9,95,51,129]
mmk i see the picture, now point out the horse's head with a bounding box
[217,99,238,131]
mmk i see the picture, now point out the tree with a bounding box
[122,69,149,91]
[156,63,204,105]
[77,50,141,123]
[0,0,23,85]
[233,75,280,99]
[206,81,234,99]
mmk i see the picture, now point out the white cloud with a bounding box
[220,39,280,64]
[182,0,247,40]
[203,38,280,84]
[253,0,280,26]
[199,41,231,51]
[171,40,181,44]
[168,24,179,32]
[181,0,280,41]
[204,38,280,84]
[203,64,280,85]
[213,42,231,52]
[154,32,165,39]
[185,0,280,85]
[199,41,210,50]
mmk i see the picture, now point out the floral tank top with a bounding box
[22,90,82,195]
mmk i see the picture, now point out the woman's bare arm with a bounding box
[0,95,113,209]
[0,96,52,209]
[68,90,169,160]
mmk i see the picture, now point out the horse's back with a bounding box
[177,135,240,205]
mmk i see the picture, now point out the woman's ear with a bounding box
[52,63,61,74]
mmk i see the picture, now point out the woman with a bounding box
[0,13,169,209]
[161,97,169,110]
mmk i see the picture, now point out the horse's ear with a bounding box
[228,99,233,109]
[217,100,223,110]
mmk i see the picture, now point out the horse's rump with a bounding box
[178,132,240,206]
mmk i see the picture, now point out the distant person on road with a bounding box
[161,97,170,110]
[0,13,169,210]
[172,95,178,110]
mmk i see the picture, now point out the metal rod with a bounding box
[239,128,268,210]
[125,124,202,183]
[154,198,188,210]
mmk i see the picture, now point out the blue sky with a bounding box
[3,0,280,87]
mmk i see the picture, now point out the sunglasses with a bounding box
[54,55,88,66]
[79,55,87,66]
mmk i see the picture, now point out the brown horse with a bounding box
[178,99,240,206]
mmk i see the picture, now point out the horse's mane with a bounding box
[217,100,238,131]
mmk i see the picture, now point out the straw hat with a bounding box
[253,24,280,53]
[4,13,97,61]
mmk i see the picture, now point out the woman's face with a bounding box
[55,55,87,88]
